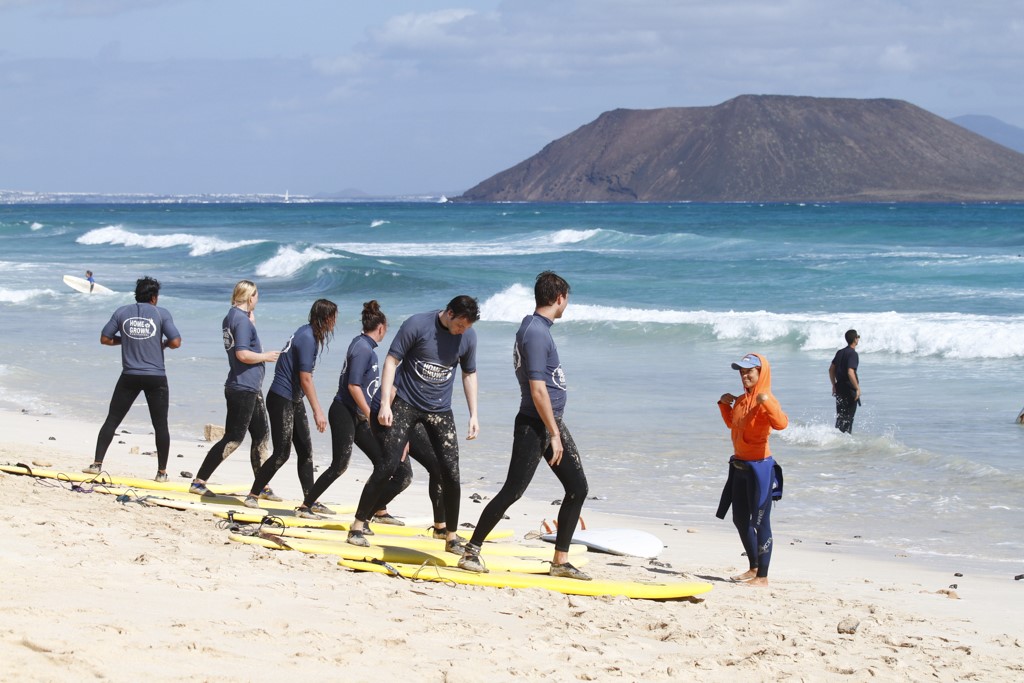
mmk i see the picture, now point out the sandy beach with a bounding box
[1,407,1022,682]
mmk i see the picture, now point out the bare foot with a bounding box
[746,577,769,587]
[730,569,758,582]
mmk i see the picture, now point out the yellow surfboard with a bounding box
[213,509,514,540]
[0,463,243,495]
[100,487,356,515]
[338,559,713,600]
[277,525,587,558]
[230,533,554,574]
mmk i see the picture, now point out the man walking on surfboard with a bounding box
[459,271,591,580]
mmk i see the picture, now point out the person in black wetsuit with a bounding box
[85,276,181,482]
[458,272,591,580]
[830,329,861,433]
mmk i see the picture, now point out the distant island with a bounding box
[458,95,1024,202]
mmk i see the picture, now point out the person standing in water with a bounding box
[243,299,336,510]
[829,329,861,433]
[459,271,591,579]
[84,276,181,481]
[716,353,788,587]
[85,270,95,293]
[373,295,480,555]
[190,281,280,497]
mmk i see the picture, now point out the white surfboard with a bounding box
[542,528,664,559]
[63,274,114,294]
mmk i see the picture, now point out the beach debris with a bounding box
[649,559,671,569]
[949,584,958,589]
[687,528,699,534]
[48,436,56,440]
[954,572,963,577]
[31,460,52,468]
[551,499,562,505]
[935,589,960,599]
[837,618,860,634]
[460,522,476,529]
[129,446,140,454]
[180,471,193,479]
[121,430,131,434]
[1014,574,1024,581]
[177,453,184,458]
[469,492,485,502]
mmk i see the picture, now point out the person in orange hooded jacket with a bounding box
[716,353,788,586]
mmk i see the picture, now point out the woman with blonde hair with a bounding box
[190,280,280,496]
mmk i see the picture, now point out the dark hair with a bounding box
[308,299,338,353]
[134,276,161,303]
[535,271,570,307]
[446,295,480,322]
[361,300,387,332]
[845,329,859,345]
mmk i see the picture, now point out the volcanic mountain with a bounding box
[458,95,1024,202]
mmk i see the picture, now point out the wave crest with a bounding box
[77,226,265,257]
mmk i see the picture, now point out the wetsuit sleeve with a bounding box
[160,308,182,342]
[101,312,120,339]
[346,344,372,388]
[459,328,478,374]
[294,331,317,373]
[387,317,417,363]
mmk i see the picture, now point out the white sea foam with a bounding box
[77,225,266,256]
[0,287,57,303]
[255,246,341,278]
[480,285,1024,359]
[30,222,43,231]
[370,220,389,228]
[324,228,601,258]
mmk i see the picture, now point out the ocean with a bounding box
[1,201,1022,574]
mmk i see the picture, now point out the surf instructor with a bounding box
[716,353,788,587]
[85,276,181,482]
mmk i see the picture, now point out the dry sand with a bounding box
[1,409,1022,682]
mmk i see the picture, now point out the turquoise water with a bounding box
[1,201,1022,572]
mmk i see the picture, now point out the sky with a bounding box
[1,0,1022,196]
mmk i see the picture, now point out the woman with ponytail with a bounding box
[244,298,337,511]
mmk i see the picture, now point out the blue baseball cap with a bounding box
[731,354,761,370]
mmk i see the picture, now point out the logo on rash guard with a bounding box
[123,317,157,340]
[552,365,567,390]
[413,360,454,385]
[222,327,235,350]
[366,377,381,399]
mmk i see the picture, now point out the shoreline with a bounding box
[2,407,1023,680]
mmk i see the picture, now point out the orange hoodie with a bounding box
[718,353,788,461]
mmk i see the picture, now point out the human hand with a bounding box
[719,393,737,405]
[466,415,479,440]
[547,433,564,467]
[378,404,393,427]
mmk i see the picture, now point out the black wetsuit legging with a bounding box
[303,401,413,510]
[95,373,170,471]
[359,397,460,531]
[730,465,774,578]
[248,391,315,497]
[195,389,270,482]
[470,414,588,552]
[835,388,858,433]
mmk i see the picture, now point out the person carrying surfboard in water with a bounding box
[242,299,337,511]
[189,281,281,498]
[459,272,591,580]
[369,295,480,555]
[84,276,181,482]
[716,353,788,587]
[85,270,95,293]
